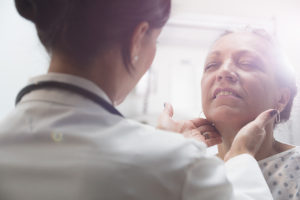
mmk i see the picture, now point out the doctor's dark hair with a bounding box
[14,0,171,71]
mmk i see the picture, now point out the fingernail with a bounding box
[269,109,277,117]
[202,132,210,140]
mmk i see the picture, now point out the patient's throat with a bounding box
[217,143,231,160]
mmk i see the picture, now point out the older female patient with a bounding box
[160,28,298,199]
[201,29,298,199]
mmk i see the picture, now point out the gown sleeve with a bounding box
[181,153,273,200]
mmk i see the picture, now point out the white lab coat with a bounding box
[0,73,272,200]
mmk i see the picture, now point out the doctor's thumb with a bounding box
[255,109,277,128]
[157,102,175,131]
[163,102,174,118]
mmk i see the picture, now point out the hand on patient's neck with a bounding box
[218,134,276,161]
[215,124,241,160]
[217,121,293,161]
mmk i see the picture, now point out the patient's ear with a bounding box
[277,87,291,112]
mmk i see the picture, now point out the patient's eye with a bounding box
[234,51,265,72]
[204,62,219,71]
[204,52,221,72]
[239,60,255,68]
[238,57,261,71]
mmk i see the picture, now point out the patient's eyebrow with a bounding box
[233,50,263,61]
[206,51,221,58]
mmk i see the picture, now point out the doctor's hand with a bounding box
[157,103,222,147]
[224,109,277,162]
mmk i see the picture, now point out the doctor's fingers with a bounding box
[191,117,214,127]
[184,130,222,147]
[184,128,220,140]
[157,103,177,131]
[194,124,219,137]
[182,124,220,139]
[252,109,277,129]
[225,109,277,160]
[205,137,223,147]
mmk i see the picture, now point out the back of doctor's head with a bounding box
[14,0,171,70]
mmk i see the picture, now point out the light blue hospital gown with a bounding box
[259,146,300,200]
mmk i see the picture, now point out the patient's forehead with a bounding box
[209,32,273,58]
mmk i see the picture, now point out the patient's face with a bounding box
[201,32,280,127]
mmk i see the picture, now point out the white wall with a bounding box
[0,0,48,119]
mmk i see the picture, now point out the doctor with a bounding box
[0,0,273,199]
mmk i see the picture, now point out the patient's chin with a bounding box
[207,112,250,130]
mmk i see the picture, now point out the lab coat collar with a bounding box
[27,73,113,105]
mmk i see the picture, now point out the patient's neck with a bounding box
[216,122,293,161]
[215,123,239,159]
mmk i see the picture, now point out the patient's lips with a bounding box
[213,88,241,99]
